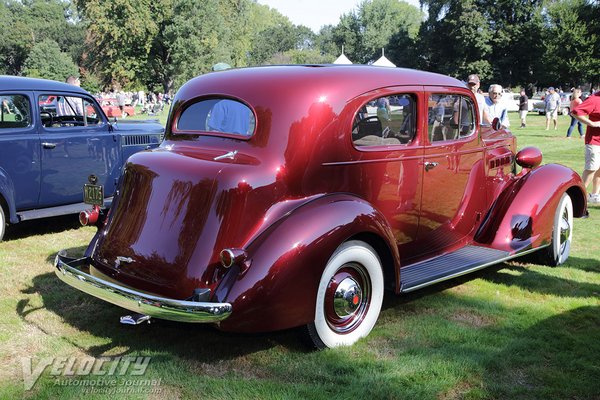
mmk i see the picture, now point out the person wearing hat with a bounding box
[467,74,485,124]
[544,86,561,130]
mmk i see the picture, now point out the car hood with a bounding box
[111,120,164,134]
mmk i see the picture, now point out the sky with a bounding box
[255,0,422,33]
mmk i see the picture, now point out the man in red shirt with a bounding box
[572,92,600,204]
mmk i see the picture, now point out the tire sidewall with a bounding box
[0,206,5,241]
[551,193,573,265]
[313,240,384,348]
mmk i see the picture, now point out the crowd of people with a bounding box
[94,89,172,116]
[466,73,600,206]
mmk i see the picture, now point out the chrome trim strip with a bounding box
[54,254,232,323]
[400,245,549,293]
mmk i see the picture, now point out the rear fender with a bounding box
[215,193,398,333]
[475,164,586,253]
[0,168,17,223]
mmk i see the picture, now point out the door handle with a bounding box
[424,161,439,172]
[42,142,57,149]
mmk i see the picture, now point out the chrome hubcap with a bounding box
[324,264,371,333]
[333,277,363,318]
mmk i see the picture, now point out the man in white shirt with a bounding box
[483,84,510,128]
[467,74,486,124]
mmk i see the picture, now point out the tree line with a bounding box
[1,0,598,94]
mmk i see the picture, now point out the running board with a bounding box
[399,245,541,292]
[18,198,113,221]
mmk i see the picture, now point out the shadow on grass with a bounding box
[20,261,309,365]
[3,214,82,242]
[481,258,600,297]
[480,304,600,399]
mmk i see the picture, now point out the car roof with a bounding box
[176,65,467,104]
[0,75,89,95]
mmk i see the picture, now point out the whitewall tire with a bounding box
[307,240,384,349]
[537,193,573,266]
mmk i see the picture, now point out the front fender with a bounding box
[0,167,17,224]
[475,164,586,253]
[215,193,398,333]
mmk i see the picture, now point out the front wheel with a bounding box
[536,193,573,266]
[562,108,570,116]
[306,240,384,349]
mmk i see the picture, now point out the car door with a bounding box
[350,88,424,246]
[412,88,487,258]
[0,92,40,210]
[37,91,119,207]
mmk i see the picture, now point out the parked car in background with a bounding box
[0,76,164,241]
[533,92,572,115]
[55,65,586,349]
[99,98,136,118]
[503,92,534,112]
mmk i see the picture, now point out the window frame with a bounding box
[426,93,476,144]
[37,92,105,130]
[0,93,33,130]
[172,96,257,140]
[351,92,419,151]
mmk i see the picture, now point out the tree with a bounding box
[418,0,492,80]
[0,0,84,75]
[76,0,160,89]
[329,0,422,65]
[22,39,79,81]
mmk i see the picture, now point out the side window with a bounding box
[352,94,416,147]
[39,95,101,128]
[428,94,475,142]
[0,94,31,129]
[177,98,255,137]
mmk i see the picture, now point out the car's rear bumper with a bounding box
[54,252,232,323]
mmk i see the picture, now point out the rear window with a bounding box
[177,98,255,137]
[0,94,31,129]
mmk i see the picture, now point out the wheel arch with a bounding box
[475,163,586,253]
[216,193,399,333]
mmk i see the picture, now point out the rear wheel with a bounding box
[306,240,384,349]
[536,193,573,266]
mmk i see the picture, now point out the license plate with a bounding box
[83,183,104,206]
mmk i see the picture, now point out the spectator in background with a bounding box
[544,86,561,130]
[117,91,126,117]
[467,74,485,123]
[566,88,584,138]
[518,89,529,128]
[483,84,509,128]
[572,91,600,204]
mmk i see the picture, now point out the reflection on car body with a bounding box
[54,65,587,349]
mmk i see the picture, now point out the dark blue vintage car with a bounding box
[0,76,164,240]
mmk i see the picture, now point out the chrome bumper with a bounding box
[54,253,232,323]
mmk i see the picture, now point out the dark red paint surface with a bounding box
[86,66,586,333]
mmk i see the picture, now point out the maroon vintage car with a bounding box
[55,65,586,349]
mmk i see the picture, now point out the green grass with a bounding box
[1,112,599,399]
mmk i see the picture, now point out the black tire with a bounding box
[306,240,384,349]
[535,193,573,266]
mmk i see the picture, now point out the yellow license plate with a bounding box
[83,184,104,206]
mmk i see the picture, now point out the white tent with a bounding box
[333,45,353,65]
[372,49,396,68]
[333,53,353,65]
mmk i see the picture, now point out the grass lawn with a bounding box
[1,112,599,399]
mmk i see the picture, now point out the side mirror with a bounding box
[492,117,502,131]
[515,146,542,169]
